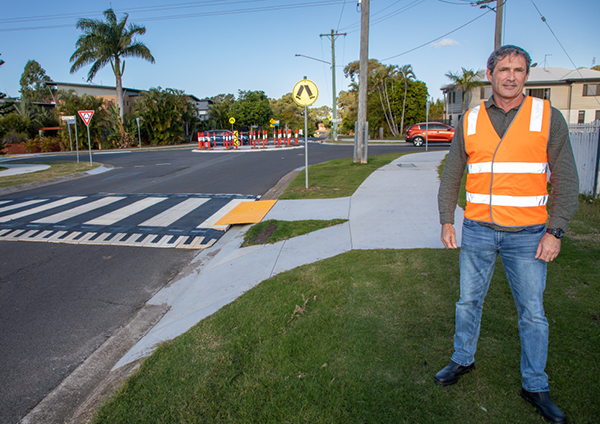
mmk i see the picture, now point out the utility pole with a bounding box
[494,0,504,50]
[354,0,369,164]
[474,0,504,50]
[320,29,346,141]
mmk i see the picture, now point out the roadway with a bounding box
[0,142,448,423]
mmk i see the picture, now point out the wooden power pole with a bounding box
[354,0,369,164]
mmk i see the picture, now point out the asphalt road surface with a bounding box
[0,143,447,423]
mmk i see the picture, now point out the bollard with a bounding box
[295,129,298,145]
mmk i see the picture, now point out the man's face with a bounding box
[486,53,529,103]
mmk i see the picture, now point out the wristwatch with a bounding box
[546,228,564,239]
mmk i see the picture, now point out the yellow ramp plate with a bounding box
[215,200,277,225]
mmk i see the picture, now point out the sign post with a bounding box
[292,77,319,189]
[229,117,235,134]
[61,116,75,152]
[78,110,95,166]
[136,117,141,149]
[425,98,430,152]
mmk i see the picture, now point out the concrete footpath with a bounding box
[116,150,464,367]
[21,150,465,423]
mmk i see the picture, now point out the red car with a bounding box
[405,122,455,146]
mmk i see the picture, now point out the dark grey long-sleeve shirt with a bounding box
[438,96,579,232]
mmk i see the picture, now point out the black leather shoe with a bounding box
[433,360,475,386]
[521,389,567,423]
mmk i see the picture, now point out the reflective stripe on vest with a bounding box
[463,96,551,227]
[467,161,548,174]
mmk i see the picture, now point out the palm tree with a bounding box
[398,64,415,136]
[70,8,155,119]
[444,68,484,115]
[371,64,399,136]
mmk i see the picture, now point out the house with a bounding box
[45,81,143,115]
[441,67,600,126]
[187,95,213,122]
[44,81,212,119]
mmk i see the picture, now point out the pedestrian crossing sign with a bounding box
[292,79,318,107]
[78,110,94,126]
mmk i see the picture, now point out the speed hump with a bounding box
[292,78,318,107]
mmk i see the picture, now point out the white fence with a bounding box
[569,121,600,197]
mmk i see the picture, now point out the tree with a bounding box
[134,87,196,145]
[337,89,358,134]
[270,93,303,130]
[56,90,109,149]
[398,64,416,135]
[19,60,55,103]
[592,65,600,72]
[444,68,484,115]
[209,94,235,129]
[232,90,272,129]
[428,98,445,121]
[70,8,155,119]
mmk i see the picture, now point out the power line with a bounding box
[382,9,491,61]
[336,0,347,31]
[339,0,420,33]
[0,0,347,32]
[0,0,260,24]
[529,0,600,108]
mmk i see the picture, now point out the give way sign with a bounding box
[78,110,94,126]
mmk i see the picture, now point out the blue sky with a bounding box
[1,0,598,110]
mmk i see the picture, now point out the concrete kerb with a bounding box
[0,164,112,197]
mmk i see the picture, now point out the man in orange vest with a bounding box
[436,45,579,423]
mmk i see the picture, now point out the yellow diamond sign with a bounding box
[292,79,318,107]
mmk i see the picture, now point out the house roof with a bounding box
[441,67,600,90]
[45,81,143,95]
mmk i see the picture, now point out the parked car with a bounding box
[202,129,249,146]
[405,122,455,146]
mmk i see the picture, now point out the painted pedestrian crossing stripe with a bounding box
[0,193,259,249]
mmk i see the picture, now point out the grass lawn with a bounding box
[279,152,403,199]
[91,153,599,423]
[0,161,100,189]
[242,219,348,247]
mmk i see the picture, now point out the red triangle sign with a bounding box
[78,110,94,126]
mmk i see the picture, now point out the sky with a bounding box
[1,0,599,111]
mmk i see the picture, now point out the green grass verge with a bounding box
[279,152,404,199]
[0,161,100,189]
[91,196,600,423]
[242,219,347,247]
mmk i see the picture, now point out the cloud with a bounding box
[431,38,460,48]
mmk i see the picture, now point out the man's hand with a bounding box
[535,233,561,262]
[441,223,458,249]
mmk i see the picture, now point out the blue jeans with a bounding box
[451,219,550,392]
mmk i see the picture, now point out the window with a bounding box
[578,110,585,124]
[526,88,551,100]
[583,84,600,96]
[595,110,600,122]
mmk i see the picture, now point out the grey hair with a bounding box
[487,45,532,74]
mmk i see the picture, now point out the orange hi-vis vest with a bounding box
[464,96,551,227]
